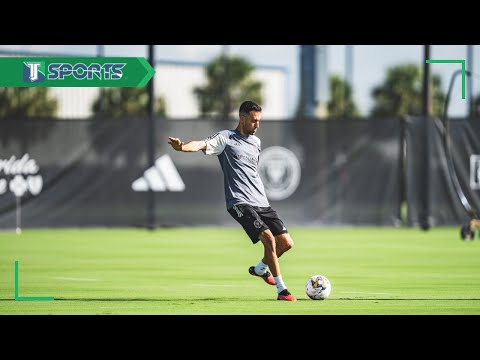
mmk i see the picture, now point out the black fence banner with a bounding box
[1,117,403,228]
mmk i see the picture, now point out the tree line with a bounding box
[0,55,475,119]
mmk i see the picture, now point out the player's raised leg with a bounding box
[249,261,275,285]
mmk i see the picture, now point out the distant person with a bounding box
[168,100,296,301]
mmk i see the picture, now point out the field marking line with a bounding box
[53,277,100,281]
[338,291,396,295]
[192,283,237,287]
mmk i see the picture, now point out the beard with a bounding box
[244,125,256,135]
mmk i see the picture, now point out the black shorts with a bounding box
[227,204,288,244]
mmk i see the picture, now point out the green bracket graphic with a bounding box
[15,260,54,301]
[425,59,466,99]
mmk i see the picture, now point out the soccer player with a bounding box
[168,100,296,301]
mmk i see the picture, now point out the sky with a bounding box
[0,45,475,117]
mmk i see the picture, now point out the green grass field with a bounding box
[1,227,480,315]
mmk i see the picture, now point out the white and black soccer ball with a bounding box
[305,274,331,300]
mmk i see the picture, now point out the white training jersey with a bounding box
[203,129,269,209]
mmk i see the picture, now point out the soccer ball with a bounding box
[305,274,331,300]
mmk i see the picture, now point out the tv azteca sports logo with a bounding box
[23,61,125,83]
[23,62,46,83]
[0,57,153,87]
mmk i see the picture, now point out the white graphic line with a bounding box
[338,291,395,295]
[192,283,237,287]
[54,277,100,281]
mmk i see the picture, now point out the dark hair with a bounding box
[239,101,262,118]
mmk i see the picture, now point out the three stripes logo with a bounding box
[131,154,185,192]
[232,204,243,217]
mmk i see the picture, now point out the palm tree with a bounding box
[0,88,57,149]
[91,87,166,117]
[371,64,445,117]
[0,88,57,118]
[327,74,360,118]
[193,54,263,119]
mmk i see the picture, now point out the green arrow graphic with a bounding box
[136,57,157,87]
[0,57,155,87]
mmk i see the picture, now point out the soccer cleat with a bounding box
[249,266,276,285]
[277,289,297,301]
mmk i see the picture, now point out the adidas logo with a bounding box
[131,154,185,192]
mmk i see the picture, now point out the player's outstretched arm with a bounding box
[168,137,207,152]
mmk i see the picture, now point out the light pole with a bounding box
[147,45,156,229]
[222,45,230,120]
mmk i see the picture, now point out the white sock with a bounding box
[254,260,269,275]
[274,275,287,294]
